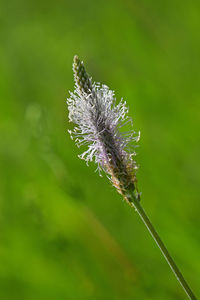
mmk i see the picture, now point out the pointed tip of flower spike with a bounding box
[72,55,93,95]
[73,55,82,73]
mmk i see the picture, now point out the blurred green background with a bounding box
[0,0,200,299]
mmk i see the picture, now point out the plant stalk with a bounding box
[128,192,197,300]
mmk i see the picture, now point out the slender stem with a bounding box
[128,192,197,300]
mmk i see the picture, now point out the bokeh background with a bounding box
[0,0,200,299]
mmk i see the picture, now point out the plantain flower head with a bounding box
[67,55,140,201]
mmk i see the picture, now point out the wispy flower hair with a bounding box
[67,55,140,200]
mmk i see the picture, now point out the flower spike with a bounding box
[67,55,140,201]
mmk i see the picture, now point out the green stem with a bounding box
[128,192,197,300]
